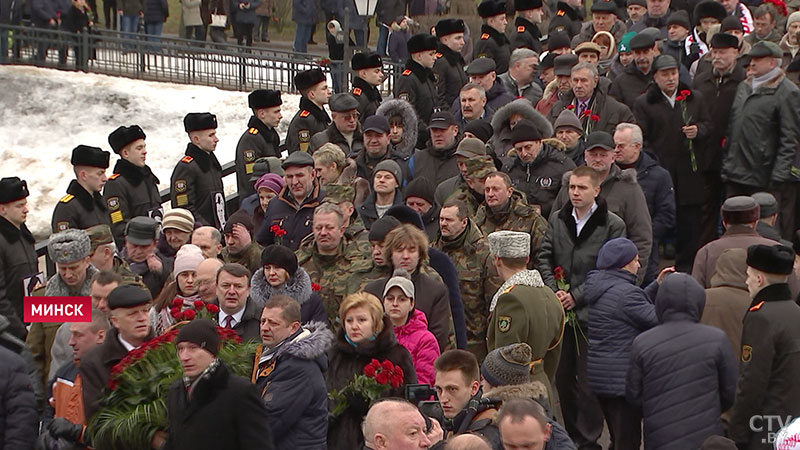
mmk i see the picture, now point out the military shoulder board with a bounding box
[352,87,362,96]
[402,69,412,76]
[248,127,259,135]
[59,194,74,203]
[517,26,526,33]
[501,284,515,295]
[481,33,490,40]
[181,156,193,164]
[749,301,765,312]
[435,52,443,58]
[556,9,565,15]
[108,173,121,180]
[299,110,310,118]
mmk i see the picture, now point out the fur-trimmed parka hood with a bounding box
[377,99,419,158]
[483,381,549,404]
[268,321,334,365]
[250,266,315,306]
[491,99,554,137]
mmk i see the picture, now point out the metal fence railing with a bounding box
[0,24,405,96]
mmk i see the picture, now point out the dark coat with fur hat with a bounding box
[490,98,554,158]
[394,59,437,128]
[351,76,382,124]
[103,158,162,246]
[502,142,576,218]
[253,322,333,450]
[235,116,281,198]
[165,361,275,450]
[249,266,328,325]
[326,316,417,450]
[633,83,711,206]
[286,97,331,154]
[511,16,542,53]
[170,143,225,228]
[433,43,469,109]
[52,180,112,233]
[376,99,419,159]
[692,63,745,173]
[0,217,38,340]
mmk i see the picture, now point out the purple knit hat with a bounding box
[255,173,285,194]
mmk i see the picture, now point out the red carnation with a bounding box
[364,364,377,377]
[382,360,394,371]
[311,283,321,291]
[581,109,592,118]
[566,104,575,110]
[275,228,287,237]
[370,359,381,368]
[172,298,183,308]
[680,89,691,97]
[170,307,182,319]
[206,304,220,314]
[184,309,197,321]
[590,114,600,122]
[375,372,389,385]
[675,95,685,101]
[270,224,280,233]
[554,266,565,281]
[193,300,205,310]
[390,374,404,388]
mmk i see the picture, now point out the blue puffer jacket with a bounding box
[585,268,658,398]
[627,273,738,450]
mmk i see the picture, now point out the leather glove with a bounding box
[47,418,83,442]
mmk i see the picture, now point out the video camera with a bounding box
[404,384,444,426]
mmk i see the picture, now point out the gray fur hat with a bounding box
[488,231,531,258]
[48,229,91,264]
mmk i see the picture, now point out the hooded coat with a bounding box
[490,98,554,158]
[254,322,333,450]
[376,99,419,159]
[250,267,328,325]
[326,316,417,450]
[502,143,576,219]
[584,268,658,397]
[393,309,440,385]
[700,248,751,362]
[691,224,778,288]
[627,274,738,450]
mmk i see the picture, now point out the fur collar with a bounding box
[376,99,419,159]
[185,144,222,172]
[556,197,611,244]
[299,96,331,125]
[265,321,334,361]
[481,24,510,46]
[405,59,436,82]
[490,269,545,312]
[112,158,160,186]
[67,180,107,213]
[250,267,315,305]
[45,264,99,297]
[353,76,382,101]
[247,116,280,144]
[437,42,465,66]
[0,216,34,244]
[483,381,549,403]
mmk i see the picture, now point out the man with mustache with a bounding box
[610,32,659,109]
[455,83,493,128]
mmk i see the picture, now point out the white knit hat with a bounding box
[173,244,204,277]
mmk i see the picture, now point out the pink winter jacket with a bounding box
[394,309,441,386]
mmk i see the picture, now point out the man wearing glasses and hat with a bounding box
[52,145,112,233]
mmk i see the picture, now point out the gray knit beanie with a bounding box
[481,343,532,387]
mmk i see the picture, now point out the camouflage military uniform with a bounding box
[296,236,372,326]
[444,156,494,215]
[433,220,501,361]
[474,190,548,265]
[221,242,263,275]
[285,97,331,154]
[324,184,369,243]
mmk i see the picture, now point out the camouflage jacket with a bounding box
[221,242,263,276]
[433,221,501,348]
[296,236,372,325]
[474,190,548,266]
[346,216,369,242]
[443,178,484,216]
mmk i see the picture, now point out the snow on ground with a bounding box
[0,65,301,239]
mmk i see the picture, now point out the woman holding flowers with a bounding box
[326,292,416,450]
[150,244,206,335]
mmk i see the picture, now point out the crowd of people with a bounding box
[4,0,800,448]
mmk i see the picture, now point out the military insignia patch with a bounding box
[741,345,752,362]
[435,52,443,58]
[175,180,187,193]
[481,33,490,40]
[248,127,259,135]
[499,315,512,332]
[176,194,189,206]
[353,87,362,96]
[402,69,412,76]
[107,197,120,211]
[57,221,69,231]
[299,130,310,142]
[181,156,193,164]
[538,177,553,188]
[245,163,255,174]
[59,194,74,203]
[398,93,410,101]
[110,211,124,223]
[749,301,764,311]
[557,9,565,15]
[517,25,525,33]
[299,110,310,118]
[108,173,121,180]
[244,149,256,162]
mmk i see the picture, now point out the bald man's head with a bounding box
[446,434,491,450]
[192,226,223,259]
[363,399,431,449]
[196,257,224,302]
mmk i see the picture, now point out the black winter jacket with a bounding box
[627,273,738,450]
[0,217,37,339]
[103,158,162,245]
[0,345,37,450]
[256,182,325,251]
[629,151,675,243]
[585,269,658,397]
[502,144,576,219]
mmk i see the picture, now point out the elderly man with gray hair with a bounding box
[363,398,443,449]
[499,48,544,105]
[613,123,676,285]
[455,83,493,128]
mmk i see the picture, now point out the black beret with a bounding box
[478,0,506,17]
[435,18,466,37]
[591,0,617,13]
[0,177,29,204]
[108,125,146,154]
[721,15,743,32]
[511,119,543,144]
[107,284,152,309]
[584,131,615,151]
[71,145,110,168]
[407,34,439,53]
[177,319,221,356]
[710,32,740,48]
[183,113,218,132]
[294,68,326,91]
[261,244,299,274]
[248,89,282,109]
[694,0,727,22]
[629,33,656,50]
[352,51,383,70]
[747,244,795,275]
[514,0,542,11]
[547,31,571,51]
[667,10,690,29]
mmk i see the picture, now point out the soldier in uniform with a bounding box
[395,33,438,146]
[433,18,469,109]
[286,68,331,154]
[511,0,544,52]
[52,145,112,233]
[474,0,511,74]
[350,52,384,122]
[730,244,800,449]
[170,112,226,229]
[548,0,584,38]
[235,89,283,198]
[104,125,162,246]
[474,171,548,264]
[0,177,38,339]
[433,199,501,361]
[86,224,140,285]
[323,183,368,242]
[486,230,565,411]
[444,154,496,216]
